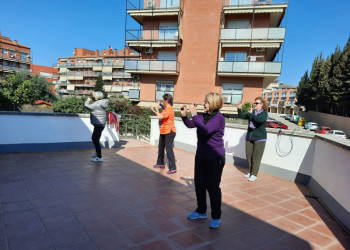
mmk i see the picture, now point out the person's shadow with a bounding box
[180,177,195,187]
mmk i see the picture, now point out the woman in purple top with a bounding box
[181,92,225,229]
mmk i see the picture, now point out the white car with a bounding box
[304,122,318,131]
[327,130,347,139]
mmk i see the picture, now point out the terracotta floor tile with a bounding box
[168,230,204,248]
[124,225,158,244]
[161,204,187,217]
[139,240,174,250]
[269,217,305,233]
[296,228,336,248]
[285,213,319,227]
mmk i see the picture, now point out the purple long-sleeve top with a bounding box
[181,112,225,159]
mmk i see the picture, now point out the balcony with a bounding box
[127,0,183,24]
[222,0,288,27]
[217,61,281,75]
[58,71,132,78]
[54,62,124,69]
[125,59,180,75]
[220,28,285,50]
[0,112,349,249]
[0,65,32,74]
[0,53,31,64]
[126,29,180,52]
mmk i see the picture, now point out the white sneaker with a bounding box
[244,173,251,178]
[248,175,258,182]
[91,152,97,157]
[91,157,103,162]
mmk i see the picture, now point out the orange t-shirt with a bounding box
[159,106,176,134]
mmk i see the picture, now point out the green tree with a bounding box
[94,74,107,98]
[52,97,89,114]
[317,56,332,111]
[296,71,311,110]
[29,74,56,103]
[0,72,30,109]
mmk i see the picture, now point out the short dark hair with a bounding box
[163,93,173,106]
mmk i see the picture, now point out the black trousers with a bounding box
[194,155,225,219]
[92,125,105,158]
[157,131,176,170]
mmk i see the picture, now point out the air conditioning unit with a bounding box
[223,96,231,104]
[147,0,155,9]
[256,48,265,53]
[11,55,15,58]
[144,48,153,54]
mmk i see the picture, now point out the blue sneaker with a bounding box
[187,211,207,220]
[209,219,221,229]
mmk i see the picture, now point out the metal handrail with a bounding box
[118,114,151,139]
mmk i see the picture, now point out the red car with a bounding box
[315,126,332,134]
[266,121,288,129]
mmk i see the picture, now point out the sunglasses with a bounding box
[253,102,261,105]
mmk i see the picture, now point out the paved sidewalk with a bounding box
[0,139,349,249]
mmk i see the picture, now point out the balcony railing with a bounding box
[125,60,180,74]
[127,0,183,10]
[223,0,288,7]
[59,72,132,78]
[126,29,179,41]
[0,53,31,63]
[220,28,285,40]
[217,61,281,74]
[54,62,124,68]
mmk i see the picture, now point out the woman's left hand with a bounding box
[87,97,92,102]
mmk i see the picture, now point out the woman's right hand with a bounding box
[237,101,242,109]
[87,97,92,102]
[180,105,187,117]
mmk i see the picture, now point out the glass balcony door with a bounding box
[160,0,180,8]
[159,22,178,40]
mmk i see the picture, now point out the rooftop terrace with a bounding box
[0,139,349,249]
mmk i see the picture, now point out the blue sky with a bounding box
[0,0,349,85]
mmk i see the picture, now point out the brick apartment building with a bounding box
[263,83,300,114]
[54,47,140,97]
[31,64,59,94]
[125,0,288,112]
[0,32,31,79]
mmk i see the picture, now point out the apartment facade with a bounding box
[0,32,31,79]
[125,0,288,112]
[263,84,298,114]
[54,47,140,97]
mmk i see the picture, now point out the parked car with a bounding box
[315,126,332,134]
[304,122,318,131]
[285,114,292,120]
[327,130,347,139]
[267,116,275,121]
[266,121,288,129]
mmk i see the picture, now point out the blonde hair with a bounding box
[205,92,223,112]
[255,96,268,111]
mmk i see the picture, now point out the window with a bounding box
[10,51,16,57]
[225,52,246,61]
[20,52,28,60]
[156,81,174,100]
[227,20,250,29]
[158,51,176,61]
[3,49,8,55]
[222,83,243,104]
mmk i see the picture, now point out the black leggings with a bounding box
[194,155,225,219]
[92,125,105,158]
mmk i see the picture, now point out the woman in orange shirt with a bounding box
[150,94,177,174]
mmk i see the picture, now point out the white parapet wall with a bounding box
[151,116,350,230]
[0,112,119,153]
